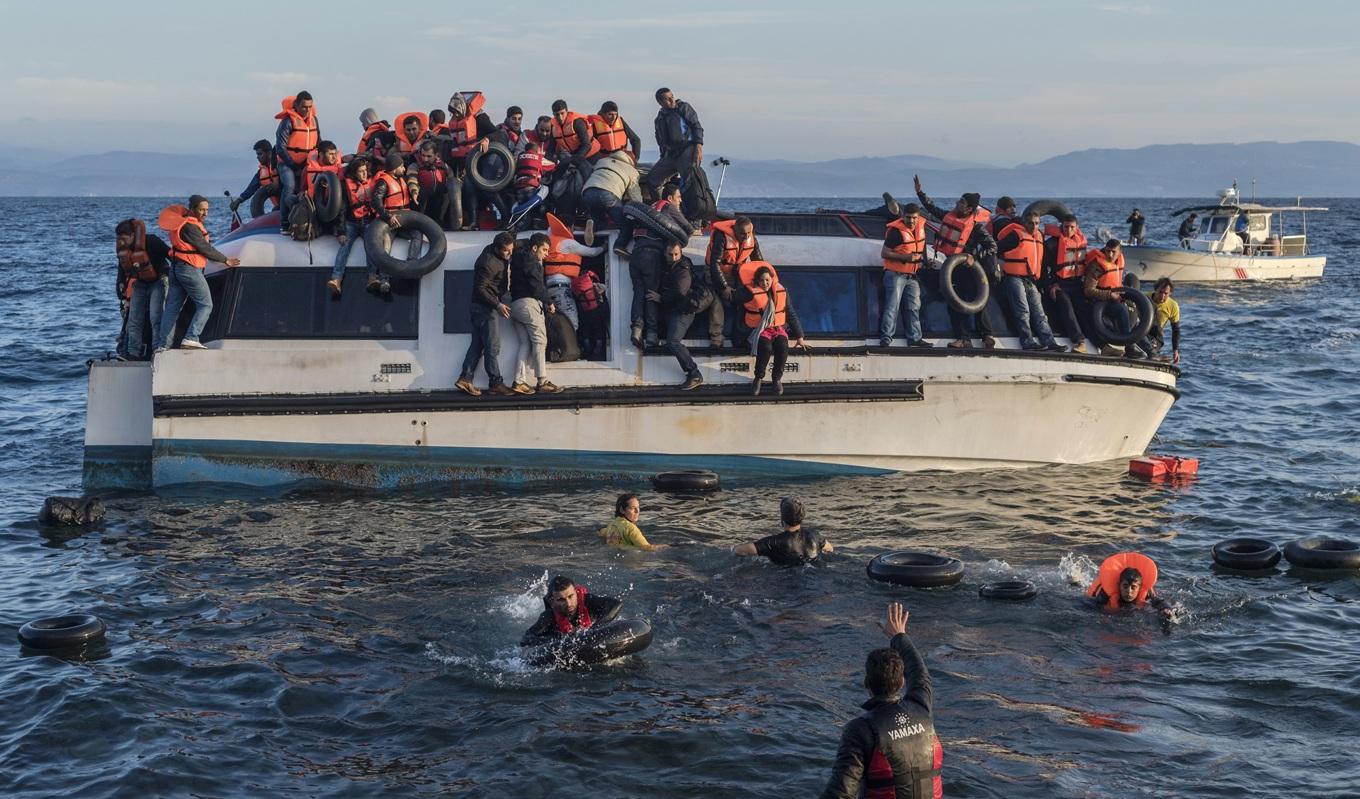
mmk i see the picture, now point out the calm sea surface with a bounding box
[1,196,1357,798]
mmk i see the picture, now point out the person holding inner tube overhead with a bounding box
[1082,239,1133,357]
[231,139,279,217]
[1042,214,1092,354]
[995,209,1066,352]
[273,91,319,235]
[327,157,377,298]
[1087,552,1178,620]
[819,602,942,799]
[879,202,932,349]
[734,497,832,565]
[521,575,623,646]
[913,175,998,349]
[734,263,808,396]
[598,493,665,551]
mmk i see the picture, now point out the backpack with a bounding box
[288,194,318,241]
[667,259,714,314]
[680,163,715,226]
[545,308,582,362]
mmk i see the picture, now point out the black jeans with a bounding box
[1046,279,1088,345]
[755,334,789,381]
[645,146,696,194]
[629,243,664,342]
[667,295,714,378]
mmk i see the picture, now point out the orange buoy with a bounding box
[1129,455,1199,480]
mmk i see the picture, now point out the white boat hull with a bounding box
[1124,245,1325,282]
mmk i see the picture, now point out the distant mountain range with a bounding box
[1,141,1357,197]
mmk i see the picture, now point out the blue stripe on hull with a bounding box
[150,438,894,488]
[83,445,153,490]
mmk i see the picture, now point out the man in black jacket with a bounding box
[646,88,703,198]
[655,240,713,390]
[521,575,623,646]
[456,232,516,396]
[820,602,942,799]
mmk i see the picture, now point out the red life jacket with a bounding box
[550,110,600,159]
[706,219,758,280]
[414,158,451,194]
[589,114,629,155]
[344,176,374,221]
[551,585,594,634]
[447,92,488,158]
[572,270,602,312]
[500,124,522,149]
[934,210,976,257]
[1046,224,1089,281]
[998,222,1043,280]
[116,219,158,282]
[274,95,319,166]
[544,213,582,278]
[1088,552,1158,609]
[376,171,410,211]
[515,150,548,189]
[393,111,430,155]
[159,205,209,269]
[357,120,391,158]
[882,216,927,275]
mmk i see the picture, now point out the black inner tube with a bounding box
[1283,537,1360,570]
[1021,199,1072,222]
[866,551,965,587]
[652,470,720,492]
[623,202,689,245]
[526,618,654,667]
[939,254,989,315]
[1211,538,1282,571]
[18,613,107,649]
[978,580,1038,600]
[466,142,515,193]
[249,185,278,219]
[1091,287,1154,346]
[362,210,448,280]
[312,172,343,223]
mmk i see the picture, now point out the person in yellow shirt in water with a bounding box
[598,493,665,551]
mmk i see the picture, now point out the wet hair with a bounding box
[506,105,523,117]
[295,90,313,103]
[1060,213,1077,224]
[528,232,551,250]
[1154,277,1173,292]
[654,87,671,103]
[318,140,337,153]
[1105,238,1122,251]
[548,575,574,596]
[253,139,271,152]
[780,497,805,527]
[188,194,208,209]
[614,493,639,517]
[753,266,774,284]
[996,196,1016,212]
[1119,567,1142,586]
[114,219,136,237]
[864,647,905,697]
[429,109,446,125]
[493,231,516,249]
[551,99,568,113]
[599,100,618,114]
[345,158,370,180]
[902,202,921,216]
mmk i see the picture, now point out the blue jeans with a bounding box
[880,271,921,342]
[330,220,372,280]
[667,301,709,378]
[278,162,299,225]
[160,261,213,348]
[459,303,505,386]
[1002,276,1055,348]
[126,275,167,358]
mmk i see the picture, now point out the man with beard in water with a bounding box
[733,497,833,565]
[520,575,622,645]
[820,602,942,799]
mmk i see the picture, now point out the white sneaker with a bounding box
[180,340,207,350]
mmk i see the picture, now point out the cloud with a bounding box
[248,71,314,84]
[1094,3,1160,14]
[371,95,413,109]
[12,76,150,95]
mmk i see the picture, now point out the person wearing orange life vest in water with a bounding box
[589,100,642,164]
[114,219,171,360]
[273,91,319,235]
[231,140,280,218]
[1041,214,1092,354]
[913,176,998,349]
[819,602,942,799]
[734,263,808,396]
[156,196,241,352]
[327,157,378,297]
[706,216,763,350]
[995,209,1066,352]
[1082,239,1134,357]
[355,107,394,161]
[520,575,623,646]
[1087,552,1178,620]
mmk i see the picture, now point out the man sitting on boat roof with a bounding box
[521,575,623,645]
[230,139,279,218]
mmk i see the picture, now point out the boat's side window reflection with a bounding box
[778,270,861,335]
[1205,217,1229,236]
[225,268,419,338]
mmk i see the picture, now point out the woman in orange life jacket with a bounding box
[912,175,999,349]
[273,91,319,235]
[734,263,807,396]
[1087,552,1179,620]
[1082,239,1133,357]
[230,139,280,218]
[156,195,241,352]
[114,218,172,360]
[995,209,1066,352]
[327,157,377,297]
[1042,213,1093,354]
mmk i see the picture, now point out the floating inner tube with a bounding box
[1091,287,1154,346]
[652,470,720,493]
[525,618,654,667]
[1211,538,1282,571]
[466,141,515,193]
[978,580,1038,600]
[622,201,689,245]
[866,551,965,588]
[939,254,989,315]
[38,496,105,526]
[1283,537,1360,570]
[363,210,448,280]
[1021,199,1072,222]
[311,172,343,223]
[18,613,107,650]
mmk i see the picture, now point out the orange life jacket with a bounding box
[376,171,410,211]
[589,114,629,155]
[159,205,209,269]
[116,219,158,282]
[706,220,758,280]
[1046,224,1089,281]
[1087,552,1158,609]
[430,122,450,137]
[998,222,1043,280]
[934,210,976,257]
[393,111,430,155]
[551,110,600,159]
[303,154,344,198]
[447,92,487,158]
[345,176,374,221]
[357,120,391,158]
[544,213,582,278]
[744,280,788,329]
[882,216,927,275]
[1083,249,1126,289]
[274,95,319,166]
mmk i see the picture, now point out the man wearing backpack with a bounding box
[654,240,714,390]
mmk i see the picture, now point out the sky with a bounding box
[3,0,1358,166]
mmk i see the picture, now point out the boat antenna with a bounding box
[1251,178,1256,202]
[711,157,731,206]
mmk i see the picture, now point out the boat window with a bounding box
[443,271,475,334]
[1202,216,1229,236]
[739,213,858,237]
[779,269,863,335]
[223,268,419,338]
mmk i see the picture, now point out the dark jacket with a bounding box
[661,254,713,312]
[1177,218,1197,239]
[915,188,997,259]
[520,593,623,645]
[705,229,763,291]
[117,234,171,297]
[734,281,804,339]
[1126,212,1146,237]
[654,100,704,156]
[510,248,550,304]
[820,633,940,799]
[471,244,511,310]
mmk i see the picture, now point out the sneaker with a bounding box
[536,380,563,394]
[982,336,997,349]
[326,278,342,297]
[280,224,292,235]
[630,328,644,349]
[488,382,516,396]
[180,340,207,350]
[679,374,703,391]
[366,277,382,293]
[1072,341,1088,354]
[1099,343,1124,357]
[511,382,536,395]
[1022,342,1044,351]
[114,353,130,362]
[710,338,724,349]
[153,347,167,355]
[882,191,901,217]
[773,379,784,396]
[584,219,595,247]
[947,338,971,349]
[455,378,481,397]
[379,280,392,295]
[909,339,934,348]
[1044,342,1067,352]
[879,338,892,348]
[613,244,632,259]
[751,378,762,396]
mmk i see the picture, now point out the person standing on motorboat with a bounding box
[655,240,715,391]
[508,232,562,395]
[879,202,932,349]
[735,263,808,396]
[913,176,998,349]
[327,157,377,297]
[230,140,279,218]
[1126,208,1146,245]
[1042,214,1092,354]
[706,216,763,350]
[646,88,704,200]
[1082,239,1133,357]
[114,219,171,360]
[456,232,517,397]
[1177,213,1198,248]
[520,575,623,646]
[995,210,1066,352]
[444,91,502,229]
[156,196,240,352]
[1233,212,1251,254]
[273,91,319,235]
[733,497,832,565]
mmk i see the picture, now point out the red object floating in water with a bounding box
[1129,455,1199,480]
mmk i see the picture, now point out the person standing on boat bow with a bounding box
[1177,214,1198,248]
[273,91,319,235]
[1126,208,1146,245]
[156,195,240,352]
[879,202,932,349]
[456,232,517,397]
[913,176,998,349]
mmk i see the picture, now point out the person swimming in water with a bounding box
[1087,552,1179,620]
[598,493,666,551]
[732,497,833,566]
[520,575,622,646]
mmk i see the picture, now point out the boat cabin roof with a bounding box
[1170,203,1328,216]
